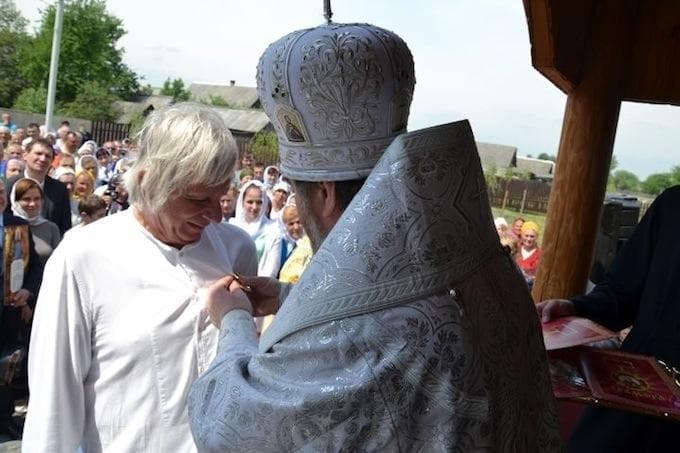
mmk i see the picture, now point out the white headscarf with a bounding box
[10,177,48,226]
[53,166,76,180]
[263,165,280,190]
[229,180,271,239]
[77,155,98,174]
[78,140,97,156]
[277,199,304,246]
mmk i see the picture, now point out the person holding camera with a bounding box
[104,174,129,215]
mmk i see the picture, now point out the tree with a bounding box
[610,170,640,192]
[207,95,233,108]
[483,164,499,191]
[160,78,191,102]
[60,81,120,121]
[0,0,30,107]
[609,154,619,173]
[20,0,143,106]
[13,86,48,113]
[670,165,680,186]
[537,153,556,162]
[140,84,154,96]
[641,173,674,196]
[128,110,147,136]
[250,130,279,164]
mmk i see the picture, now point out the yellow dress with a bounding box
[261,235,313,333]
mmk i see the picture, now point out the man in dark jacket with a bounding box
[537,185,680,452]
[0,179,43,440]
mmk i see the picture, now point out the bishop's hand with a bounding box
[205,276,253,327]
[232,275,282,317]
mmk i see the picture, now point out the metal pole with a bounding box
[323,0,333,23]
[45,0,65,134]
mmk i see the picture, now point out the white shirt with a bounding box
[23,209,257,453]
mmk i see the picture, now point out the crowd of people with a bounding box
[494,215,543,286]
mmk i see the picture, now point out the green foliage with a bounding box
[537,152,556,162]
[609,154,619,173]
[610,170,640,192]
[207,95,231,107]
[0,0,30,107]
[128,110,147,137]
[20,0,142,106]
[140,84,154,96]
[12,86,48,112]
[249,130,279,164]
[502,166,532,181]
[641,173,674,196]
[503,166,516,180]
[160,78,191,102]
[59,81,120,121]
[483,164,499,191]
[670,165,680,186]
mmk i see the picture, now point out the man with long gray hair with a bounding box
[23,103,258,452]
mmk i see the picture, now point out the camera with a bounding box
[104,185,118,200]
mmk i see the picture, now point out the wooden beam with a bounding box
[624,0,680,105]
[523,0,594,94]
[533,0,636,301]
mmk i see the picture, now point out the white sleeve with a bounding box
[257,229,282,278]
[22,244,92,453]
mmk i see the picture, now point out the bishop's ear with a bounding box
[317,181,343,221]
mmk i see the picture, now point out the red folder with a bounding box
[542,316,617,351]
[548,346,680,420]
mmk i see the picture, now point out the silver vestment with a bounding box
[189,121,562,452]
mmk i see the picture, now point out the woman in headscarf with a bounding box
[77,140,97,157]
[229,180,282,278]
[77,155,100,185]
[268,181,290,220]
[95,147,114,184]
[263,165,280,194]
[277,201,312,284]
[261,200,314,334]
[11,178,61,266]
[515,220,541,286]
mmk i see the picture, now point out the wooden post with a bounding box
[502,183,509,210]
[520,187,528,213]
[532,0,635,302]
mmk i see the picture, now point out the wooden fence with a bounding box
[488,178,552,213]
[91,121,131,145]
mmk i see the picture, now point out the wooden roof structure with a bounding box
[522,0,680,301]
[187,83,261,109]
[476,142,518,170]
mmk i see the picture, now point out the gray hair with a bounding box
[125,103,238,211]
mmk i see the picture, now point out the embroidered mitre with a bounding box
[256,22,415,182]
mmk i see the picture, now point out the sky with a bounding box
[16,0,680,179]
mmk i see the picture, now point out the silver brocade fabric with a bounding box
[256,22,415,182]
[189,121,562,452]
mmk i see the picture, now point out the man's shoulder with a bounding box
[60,211,131,249]
[3,212,28,226]
[210,221,255,244]
[6,173,20,188]
[44,175,68,192]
